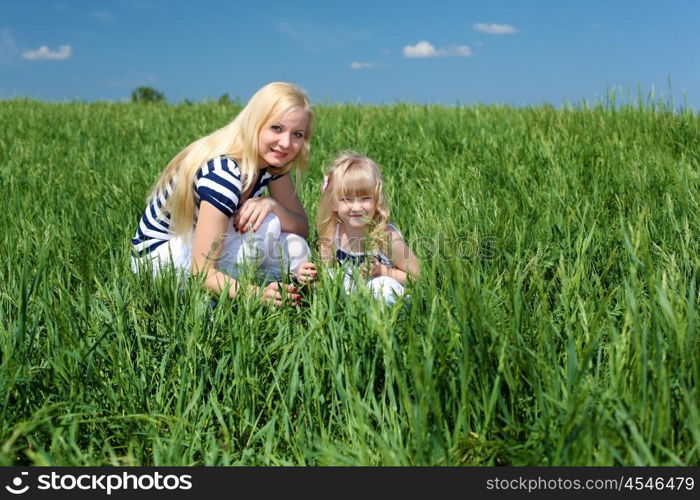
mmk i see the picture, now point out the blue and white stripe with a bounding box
[193,156,242,218]
[132,156,281,256]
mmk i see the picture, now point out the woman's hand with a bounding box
[295,262,317,283]
[258,281,301,307]
[234,197,277,233]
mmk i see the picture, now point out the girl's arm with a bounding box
[369,226,420,284]
[234,175,309,238]
[192,202,300,305]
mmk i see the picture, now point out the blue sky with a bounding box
[1,0,699,108]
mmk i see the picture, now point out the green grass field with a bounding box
[0,97,698,465]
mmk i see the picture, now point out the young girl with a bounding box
[316,152,419,304]
[131,82,317,307]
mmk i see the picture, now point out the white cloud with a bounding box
[0,28,18,62]
[450,45,473,57]
[404,41,437,58]
[350,61,386,70]
[473,23,517,35]
[403,40,472,58]
[22,45,71,60]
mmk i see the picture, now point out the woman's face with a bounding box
[257,109,309,169]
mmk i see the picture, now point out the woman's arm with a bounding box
[191,202,242,296]
[192,202,300,305]
[234,175,309,238]
[268,174,309,236]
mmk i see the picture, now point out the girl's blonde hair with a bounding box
[316,151,390,261]
[149,81,313,236]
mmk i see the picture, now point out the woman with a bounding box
[131,82,317,306]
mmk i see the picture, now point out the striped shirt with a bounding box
[132,156,283,256]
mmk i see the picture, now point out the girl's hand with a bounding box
[234,197,277,233]
[360,259,386,278]
[296,262,317,283]
[259,282,301,307]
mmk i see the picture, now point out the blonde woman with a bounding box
[132,82,317,306]
[316,152,419,304]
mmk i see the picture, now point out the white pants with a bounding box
[334,268,406,306]
[132,214,310,283]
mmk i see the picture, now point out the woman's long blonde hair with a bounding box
[149,82,313,236]
[316,152,390,261]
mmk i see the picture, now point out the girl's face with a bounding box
[257,109,309,169]
[334,194,376,230]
